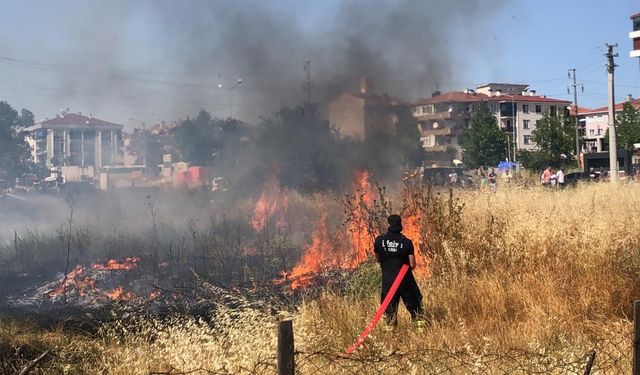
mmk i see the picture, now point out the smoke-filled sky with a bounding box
[0,0,638,128]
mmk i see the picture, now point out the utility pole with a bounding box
[606,43,619,183]
[512,95,517,162]
[568,68,583,157]
[303,60,311,103]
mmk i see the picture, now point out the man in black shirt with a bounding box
[374,214,424,327]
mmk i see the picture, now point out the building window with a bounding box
[550,105,557,117]
[421,136,434,147]
[535,104,542,113]
[634,17,640,31]
[523,119,530,129]
[523,135,531,145]
[589,129,595,136]
[500,102,515,117]
[522,104,529,113]
[598,128,603,135]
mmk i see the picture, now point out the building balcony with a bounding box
[420,127,463,136]
[415,111,471,121]
[423,145,450,152]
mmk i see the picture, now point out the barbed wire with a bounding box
[289,336,630,375]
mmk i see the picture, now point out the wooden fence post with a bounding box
[583,350,595,375]
[634,301,640,375]
[277,320,295,375]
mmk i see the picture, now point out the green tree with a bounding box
[518,113,575,170]
[127,128,164,170]
[602,102,640,151]
[256,103,349,192]
[20,109,35,127]
[460,102,508,167]
[0,101,34,179]
[171,110,221,166]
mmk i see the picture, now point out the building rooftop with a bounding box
[414,91,485,105]
[569,105,592,116]
[413,91,571,106]
[476,82,529,88]
[27,112,123,131]
[581,98,640,115]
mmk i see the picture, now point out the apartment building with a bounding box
[328,78,399,140]
[23,110,123,181]
[412,83,572,161]
[630,12,640,58]
[580,95,640,152]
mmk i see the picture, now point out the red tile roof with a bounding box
[569,105,591,116]
[414,91,485,105]
[413,91,570,106]
[631,12,640,19]
[40,113,122,128]
[581,98,640,115]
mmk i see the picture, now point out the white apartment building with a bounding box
[23,110,123,181]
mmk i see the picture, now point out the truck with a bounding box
[583,150,635,179]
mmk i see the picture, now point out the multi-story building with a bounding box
[328,78,399,140]
[412,91,481,162]
[412,83,572,162]
[23,110,123,181]
[630,12,640,58]
[579,95,640,152]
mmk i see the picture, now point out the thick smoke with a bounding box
[153,0,499,115]
[34,0,502,123]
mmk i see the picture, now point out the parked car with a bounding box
[423,167,475,188]
[564,172,589,187]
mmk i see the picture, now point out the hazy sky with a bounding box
[0,0,639,128]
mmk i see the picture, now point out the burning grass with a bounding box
[1,182,640,373]
[295,183,640,373]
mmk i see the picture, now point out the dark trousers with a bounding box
[381,270,423,324]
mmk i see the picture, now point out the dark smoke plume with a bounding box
[150,0,500,117]
[39,0,502,123]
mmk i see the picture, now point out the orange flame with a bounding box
[47,266,97,297]
[347,170,375,266]
[91,257,140,270]
[284,170,376,289]
[149,290,161,299]
[47,258,141,300]
[105,286,135,300]
[287,214,342,289]
[401,214,430,276]
[251,174,289,231]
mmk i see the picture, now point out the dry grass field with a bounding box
[2,182,640,374]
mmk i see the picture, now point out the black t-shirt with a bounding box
[374,231,414,277]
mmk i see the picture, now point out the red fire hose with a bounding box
[345,264,409,355]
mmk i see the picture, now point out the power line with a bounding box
[514,45,603,83]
